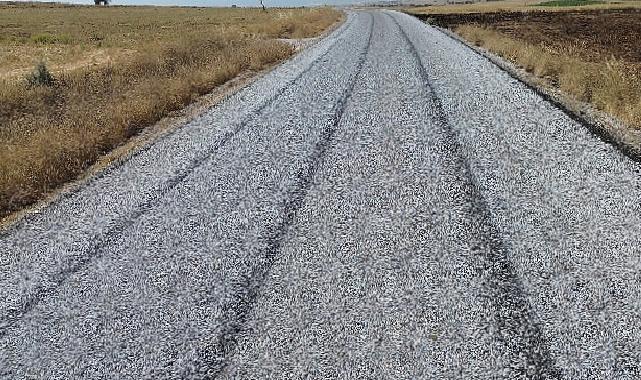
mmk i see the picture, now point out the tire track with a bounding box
[185,12,376,380]
[0,15,357,340]
[386,11,563,380]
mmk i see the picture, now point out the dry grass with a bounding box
[454,25,641,128]
[406,2,641,145]
[0,3,342,217]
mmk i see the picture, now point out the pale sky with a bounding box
[33,0,364,7]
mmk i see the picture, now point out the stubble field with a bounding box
[0,3,342,218]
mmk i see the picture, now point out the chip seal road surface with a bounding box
[2,10,641,380]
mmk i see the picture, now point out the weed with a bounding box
[30,33,73,45]
[0,4,343,218]
[25,62,55,87]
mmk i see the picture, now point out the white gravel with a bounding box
[1,10,640,379]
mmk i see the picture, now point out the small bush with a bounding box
[30,33,73,44]
[25,62,55,88]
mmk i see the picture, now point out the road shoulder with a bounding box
[404,11,641,164]
[0,15,347,233]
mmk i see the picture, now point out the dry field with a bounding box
[0,3,342,218]
[406,3,641,142]
[405,0,641,14]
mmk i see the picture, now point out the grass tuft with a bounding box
[30,33,74,45]
[25,62,55,87]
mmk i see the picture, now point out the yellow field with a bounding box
[0,4,340,79]
[0,3,342,218]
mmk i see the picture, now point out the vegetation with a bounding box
[405,4,641,149]
[404,0,641,14]
[536,0,605,6]
[25,62,56,88]
[455,24,641,129]
[0,4,342,218]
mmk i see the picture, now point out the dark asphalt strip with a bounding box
[0,16,355,341]
[387,12,563,380]
[186,13,376,380]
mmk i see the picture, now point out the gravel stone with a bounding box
[1,10,640,380]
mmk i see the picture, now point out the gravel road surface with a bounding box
[2,10,641,380]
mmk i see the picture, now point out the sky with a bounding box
[28,0,364,7]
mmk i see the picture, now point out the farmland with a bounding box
[406,4,641,141]
[404,0,641,15]
[0,3,342,218]
[420,9,641,64]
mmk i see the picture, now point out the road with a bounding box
[2,10,641,379]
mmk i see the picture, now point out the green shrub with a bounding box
[25,62,55,87]
[30,33,73,44]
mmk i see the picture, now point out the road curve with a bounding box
[2,10,641,379]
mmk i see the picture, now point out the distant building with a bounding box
[94,0,109,4]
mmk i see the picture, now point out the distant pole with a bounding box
[260,0,266,11]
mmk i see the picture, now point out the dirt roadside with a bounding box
[0,15,346,231]
[407,8,641,162]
